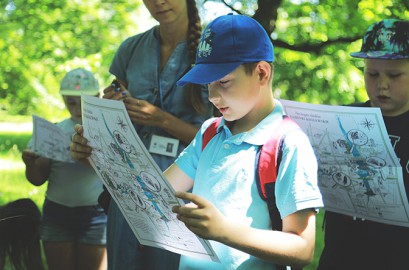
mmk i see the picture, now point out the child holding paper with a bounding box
[318,19,409,270]
[22,68,107,270]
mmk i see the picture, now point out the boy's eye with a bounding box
[366,72,378,77]
[219,80,230,86]
[389,73,402,78]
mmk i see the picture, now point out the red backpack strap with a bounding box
[202,117,222,151]
[256,115,301,232]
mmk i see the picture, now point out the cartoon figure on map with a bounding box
[336,115,377,197]
[110,130,138,163]
[133,171,173,223]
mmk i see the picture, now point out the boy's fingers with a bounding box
[70,141,92,153]
[74,124,84,135]
[175,191,207,208]
[71,133,89,146]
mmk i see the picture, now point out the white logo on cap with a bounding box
[197,29,213,58]
[377,29,394,44]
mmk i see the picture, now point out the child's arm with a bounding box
[163,163,194,193]
[22,149,51,186]
[173,192,316,268]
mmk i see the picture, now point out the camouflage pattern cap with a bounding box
[60,68,100,96]
[351,19,409,59]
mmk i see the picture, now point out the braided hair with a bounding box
[184,0,207,115]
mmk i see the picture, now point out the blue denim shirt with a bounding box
[110,26,211,170]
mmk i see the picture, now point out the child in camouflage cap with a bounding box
[318,19,409,270]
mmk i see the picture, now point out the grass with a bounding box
[0,132,46,207]
[0,129,48,270]
[0,124,324,270]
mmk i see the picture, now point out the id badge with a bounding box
[149,134,179,157]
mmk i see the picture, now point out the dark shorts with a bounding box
[40,199,107,245]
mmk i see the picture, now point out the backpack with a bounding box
[202,115,302,270]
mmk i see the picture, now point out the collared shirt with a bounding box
[176,100,324,270]
[110,26,211,170]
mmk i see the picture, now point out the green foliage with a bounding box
[0,0,146,117]
[271,0,408,105]
[0,117,42,205]
[2,0,408,117]
[0,161,47,206]
[0,151,46,207]
[203,0,407,105]
[0,132,31,152]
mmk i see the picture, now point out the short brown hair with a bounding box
[242,62,274,77]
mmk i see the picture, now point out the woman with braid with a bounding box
[95,0,211,269]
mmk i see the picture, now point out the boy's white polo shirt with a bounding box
[175,100,323,270]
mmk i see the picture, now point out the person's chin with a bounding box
[222,114,238,122]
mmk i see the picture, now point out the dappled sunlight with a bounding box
[0,155,46,207]
[0,156,25,170]
[0,122,32,133]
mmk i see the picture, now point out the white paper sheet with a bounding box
[280,99,409,227]
[81,95,219,262]
[31,115,74,163]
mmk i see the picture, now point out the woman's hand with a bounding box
[101,78,199,144]
[70,124,92,164]
[172,191,228,241]
[123,97,166,127]
[103,79,129,100]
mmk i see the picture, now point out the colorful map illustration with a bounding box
[81,95,219,262]
[281,99,409,227]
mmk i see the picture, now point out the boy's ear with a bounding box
[257,61,272,85]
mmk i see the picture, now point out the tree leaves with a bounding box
[1,0,408,116]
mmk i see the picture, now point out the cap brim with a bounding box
[350,51,409,60]
[177,62,243,86]
[60,90,99,96]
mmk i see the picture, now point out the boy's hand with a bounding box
[70,124,92,164]
[173,191,227,241]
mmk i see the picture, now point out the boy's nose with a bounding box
[377,74,389,90]
[151,0,165,6]
[208,85,221,104]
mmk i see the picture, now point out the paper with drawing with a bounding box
[81,95,219,262]
[31,115,74,163]
[281,99,409,227]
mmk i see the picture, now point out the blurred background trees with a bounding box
[1,0,408,120]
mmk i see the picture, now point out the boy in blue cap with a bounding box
[70,14,323,269]
[318,19,409,270]
[170,14,323,269]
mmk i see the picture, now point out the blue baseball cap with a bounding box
[177,14,274,86]
[350,19,409,60]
